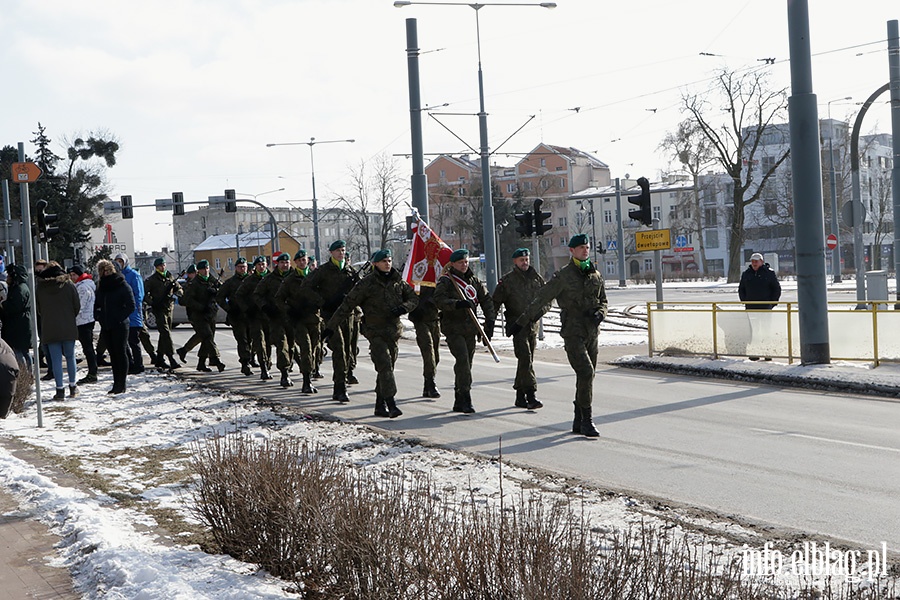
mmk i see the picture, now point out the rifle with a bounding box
[440,266,500,364]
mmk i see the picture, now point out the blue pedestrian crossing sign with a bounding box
[674,235,688,248]
[607,240,617,250]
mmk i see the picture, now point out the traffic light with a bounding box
[514,211,533,237]
[35,199,60,242]
[224,189,237,213]
[533,198,552,236]
[121,195,133,219]
[405,215,415,240]
[627,177,652,226]
[172,191,185,216]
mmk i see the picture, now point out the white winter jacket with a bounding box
[74,275,96,327]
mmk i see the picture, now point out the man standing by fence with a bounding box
[738,252,781,361]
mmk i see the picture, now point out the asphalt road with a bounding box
[167,326,900,554]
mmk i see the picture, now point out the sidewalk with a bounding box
[0,483,79,599]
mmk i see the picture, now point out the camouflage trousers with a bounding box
[563,333,598,409]
[413,318,440,379]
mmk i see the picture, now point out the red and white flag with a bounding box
[402,216,452,288]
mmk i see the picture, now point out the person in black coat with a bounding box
[737,252,782,360]
[94,260,135,394]
[0,265,33,369]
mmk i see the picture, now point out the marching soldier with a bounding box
[255,253,293,387]
[492,247,548,410]
[275,249,319,394]
[143,257,183,370]
[433,248,495,414]
[408,285,441,398]
[215,257,253,375]
[300,240,359,403]
[181,259,225,372]
[175,264,205,365]
[512,234,607,437]
[235,256,271,380]
[324,249,417,418]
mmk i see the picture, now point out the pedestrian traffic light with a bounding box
[405,215,415,241]
[172,191,185,216]
[514,211,533,237]
[224,189,237,213]
[627,177,652,226]
[533,198,552,236]
[35,199,60,242]
[121,195,133,219]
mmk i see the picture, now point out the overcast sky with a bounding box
[1,0,896,252]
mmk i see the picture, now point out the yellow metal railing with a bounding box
[646,301,900,367]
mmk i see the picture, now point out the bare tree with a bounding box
[682,68,790,282]
[333,154,407,260]
[659,119,717,274]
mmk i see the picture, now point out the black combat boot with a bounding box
[525,389,543,410]
[374,396,390,418]
[240,361,253,376]
[346,370,359,385]
[333,382,350,403]
[572,402,582,434]
[212,359,226,373]
[385,397,402,418]
[154,356,169,371]
[312,367,324,380]
[260,364,273,380]
[168,355,180,370]
[452,389,466,413]
[280,369,294,388]
[148,350,158,366]
[300,373,317,394]
[422,378,441,398]
[579,406,600,438]
[196,359,212,373]
[515,389,527,408]
[176,347,188,363]
[459,390,475,414]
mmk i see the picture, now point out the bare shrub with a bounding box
[12,361,34,414]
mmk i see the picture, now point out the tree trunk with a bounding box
[727,191,746,283]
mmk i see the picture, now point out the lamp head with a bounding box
[394,0,411,6]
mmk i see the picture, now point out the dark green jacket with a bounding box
[492,266,547,335]
[300,259,359,320]
[215,272,250,317]
[182,274,220,320]
[517,259,608,338]
[0,265,32,350]
[143,270,182,312]
[276,268,319,324]
[234,270,267,315]
[408,286,439,324]
[433,267,495,337]
[327,268,418,338]
[254,267,291,318]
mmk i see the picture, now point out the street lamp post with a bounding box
[827,97,851,283]
[235,188,285,255]
[394,0,557,291]
[267,138,355,263]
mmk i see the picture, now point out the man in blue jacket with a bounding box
[114,253,153,374]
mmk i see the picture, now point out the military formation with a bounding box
[160,233,607,437]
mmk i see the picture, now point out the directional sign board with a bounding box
[635,228,671,252]
[10,162,41,183]
[155,198,173,211]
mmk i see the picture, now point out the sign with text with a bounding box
[635,228,671,252]
[11,162,41,183]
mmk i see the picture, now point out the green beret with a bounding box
[153,257,166,267]
[449,248,469,262]
[308,255,316,262]
[186,264,197,274]
[252,256,267,266]
[329,240,346,252]
[275,253,290,262]
[371,249,391,262]
[512,248,530,259]
[196,259,210,270]
[568,233,590,248]
[293,249,307,260]
[235,257,247,265]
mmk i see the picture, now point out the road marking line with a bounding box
[752,428,900,454]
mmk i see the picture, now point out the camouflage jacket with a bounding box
[254,267,291,317]
[517,259,607,338]
[300,259,360,321]
[327,267,418,338]
[492,266,546,335]
[215,272,249,318]
[433,267,495,337]
[143,270,183,312]
[275,268,320,324]
[182,274,220,320]
[233,270,268,316]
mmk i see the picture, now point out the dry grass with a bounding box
[188,433,899,599]
[11,362,33,415]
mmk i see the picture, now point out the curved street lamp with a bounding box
[395,0,557,291]
[826,97,851,283]
[267,138,355,263]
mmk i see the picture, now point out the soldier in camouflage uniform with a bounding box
[433,248,495,414]
[300,240,359,403]
[256,253,293,387]
[513,234,607,437]
[275,249,319,394]
[234,256,272,380]
[143,257,183,371]
[181,260,225,372]
[408,285,441,398]
[215,257,253,376]
[325,249,417,418]
[492,247,548,410]
[175,264,205,366]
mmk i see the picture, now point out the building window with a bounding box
[458,187,466,196]
[440,169,446,178]
[704,208,717,226]
[540,158,546,167]
[524,181,533,191]
[215,258,221,270]
[643,258,653,272]
[506,183,516,194]
[227,257,234,268]
[652,205,661,221]
[559,178,566,190]
[558,217,567,227]
[604,210,612,224]
[541,180,550,190]
[705,229,719,249]
[606,261,616,276]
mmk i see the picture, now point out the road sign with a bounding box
[674,234,687,248]
[673,247,694,253]
[635,229,671,252]
[826,233,838,250]
[10,162,41,183]
[607,240,617,250]
[841,200,865,228]
[155,198,173,211]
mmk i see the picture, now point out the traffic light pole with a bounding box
[532,233,544,340]
[615,178,626,287]
[17,142,44,427]
[652,218,663,306]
